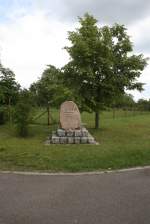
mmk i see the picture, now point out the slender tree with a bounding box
[30,65,72,125]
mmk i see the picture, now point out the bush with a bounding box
[14,90,32,137]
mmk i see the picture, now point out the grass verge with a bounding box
[0,110,150,172]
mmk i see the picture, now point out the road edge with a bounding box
[0,165,150,176]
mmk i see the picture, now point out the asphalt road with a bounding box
[0,168,150,224]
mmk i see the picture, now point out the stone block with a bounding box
[52,135,60,144]
[68,137,74,144]
[80,137,88,144]
[81,128,88,137]
[74,130,82,137]
[60,137,67,144]
[74,137,81,144]
[49,125,97,144]
[66,130,74,137]
[57,129,66,137]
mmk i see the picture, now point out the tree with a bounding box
[0,63,20,123]
[0,64,20,105]
[137,99,150,111]
[113,93,135,109]
[63,13,148,128]
[30,65,72,125]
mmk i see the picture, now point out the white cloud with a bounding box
[128,17,150,53]
[0,10,71,87]
[0,4,149,101]
[33,0,150,24]
[128,18,150,100]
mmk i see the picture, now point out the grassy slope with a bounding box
[0,110,150,172]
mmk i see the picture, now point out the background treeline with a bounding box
[112,94,150,111]
[0,13,149,136]
[0,61,149,133]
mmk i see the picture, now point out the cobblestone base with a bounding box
[46,128,97,144]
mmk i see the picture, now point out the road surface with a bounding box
[0,168,150,224]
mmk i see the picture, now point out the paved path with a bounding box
[0,168,150,224]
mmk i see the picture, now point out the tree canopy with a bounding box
[30,65,72,108]
[63,13,148,128]
[0,63,20,106]
[30,65,73,125]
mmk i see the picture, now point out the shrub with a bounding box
[14,90,31,137]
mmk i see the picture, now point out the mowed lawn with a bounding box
[0,109,150,172]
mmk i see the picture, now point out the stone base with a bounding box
[46,128,97,144]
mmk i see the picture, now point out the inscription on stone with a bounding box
[60,101,81,130]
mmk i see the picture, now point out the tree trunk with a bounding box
[47,106,51,126]
[95,111,100,129]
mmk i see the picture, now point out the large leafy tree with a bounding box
[63,13,148,128]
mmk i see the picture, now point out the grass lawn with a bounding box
[0,109,150,172]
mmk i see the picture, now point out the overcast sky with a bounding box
[0,0,150,100]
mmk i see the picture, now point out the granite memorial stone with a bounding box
[60,101,81,130]
[47,101,97,144]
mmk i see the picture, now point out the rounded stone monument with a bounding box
[46,100,97,144]
[60,101,81,130]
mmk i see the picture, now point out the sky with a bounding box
[0,0,150,101]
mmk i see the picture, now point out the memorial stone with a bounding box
[48,101,97,144]
[60,101,81,130]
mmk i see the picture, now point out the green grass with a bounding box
[0,109,150,172]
